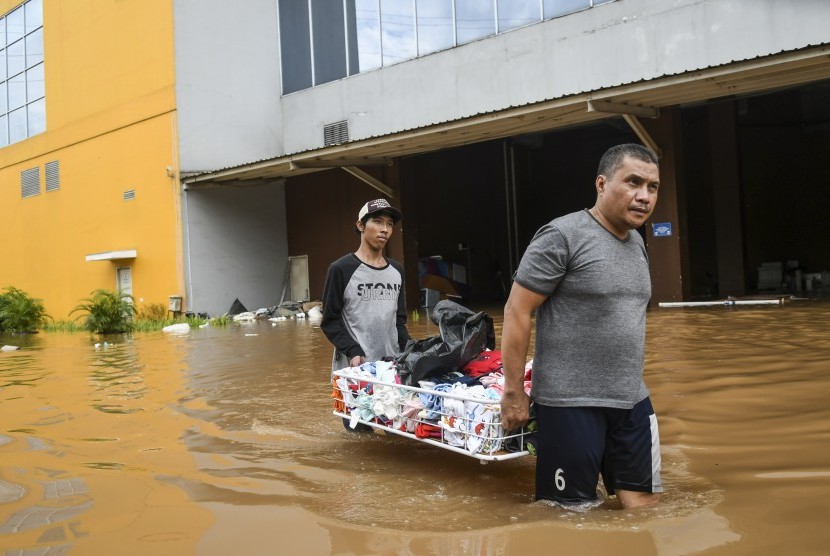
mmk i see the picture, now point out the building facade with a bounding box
[3,0,830,319]
[0,0,181,319]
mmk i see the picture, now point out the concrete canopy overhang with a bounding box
[182,45,830,186]
[85,249,137,262]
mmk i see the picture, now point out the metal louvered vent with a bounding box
[45,161,60,192]
[323,120,349,146]
[123,189,136,201]
[21,167,40,198]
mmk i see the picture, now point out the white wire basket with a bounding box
[331,366,532,462]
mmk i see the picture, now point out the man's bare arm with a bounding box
[500,281,547,431]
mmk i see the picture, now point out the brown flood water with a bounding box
[1,301,829,555]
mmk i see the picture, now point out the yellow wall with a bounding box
[0,0,180,319]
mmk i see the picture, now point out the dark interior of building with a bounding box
[286,80,830,306]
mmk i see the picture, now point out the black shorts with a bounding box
[534,397,663,507]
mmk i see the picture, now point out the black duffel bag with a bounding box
[395,299,495,385]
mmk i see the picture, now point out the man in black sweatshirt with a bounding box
[321,198,411,375]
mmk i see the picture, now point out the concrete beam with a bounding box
[342,167,395,198]
[622,114,663,159]
[587,100,659,118]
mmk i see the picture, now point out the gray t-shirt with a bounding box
[321,253,410,372]
[514,209,651,409]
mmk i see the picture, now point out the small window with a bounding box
[6,6,23,43]
[380,0,416,66]
[417,0,454,56]
[456,0,496,45]
[7,38,25,77]
[9,106,26,142]
[347,0,381,74]
[25,0,43,33]
[25,28,43,68]
[21,166,39,197]
[27,97,45,136]
[279,0,313,94]
[8,73,25,110]
[312,0,348,85]
[123,189,136,201]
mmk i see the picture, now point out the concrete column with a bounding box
[396,158,423,313]
[641,107,691,303]
[708,100,746,296]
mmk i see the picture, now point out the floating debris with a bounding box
[162,323,191,333]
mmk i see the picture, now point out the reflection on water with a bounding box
[87,342,147,415]
[1,302,829,554]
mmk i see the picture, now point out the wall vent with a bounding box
[323,120,349,146]
[123,189,136,201]
[45,160,60,192]
[21,168,40,198]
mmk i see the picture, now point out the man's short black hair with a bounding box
[597,143,659,178]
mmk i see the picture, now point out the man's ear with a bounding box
[595,175,606,195]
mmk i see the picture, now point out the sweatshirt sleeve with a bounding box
[320,260,364,359]
[392,260,412,350]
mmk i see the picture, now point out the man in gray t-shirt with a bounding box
[501,144,663,510]
[322,198,411,431]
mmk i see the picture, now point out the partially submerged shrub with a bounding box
[208,314,231,326]
[42,320,84,333]
[137,303,168,321]
[72,289,136,334]
[0,287,50,333]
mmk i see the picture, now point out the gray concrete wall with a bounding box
[173,0,283,172]
[182,181,288,316]
[174,0,288,315]
[280,0,830,155]
[172,0,830,165]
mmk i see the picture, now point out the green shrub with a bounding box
[42,320,84,333]
[0,287,50,333]
[208,314,231,327]
[137,303,168,321]
[132,318,176,332]
[71,289,136,334]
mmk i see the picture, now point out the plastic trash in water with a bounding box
[1,345,20,351]
[162,323,191,333]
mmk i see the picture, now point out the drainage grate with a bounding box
[45,160,60,192]
[323,120,349,146]
[21,167,40,198]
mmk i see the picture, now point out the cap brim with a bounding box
[366,207,402,222]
